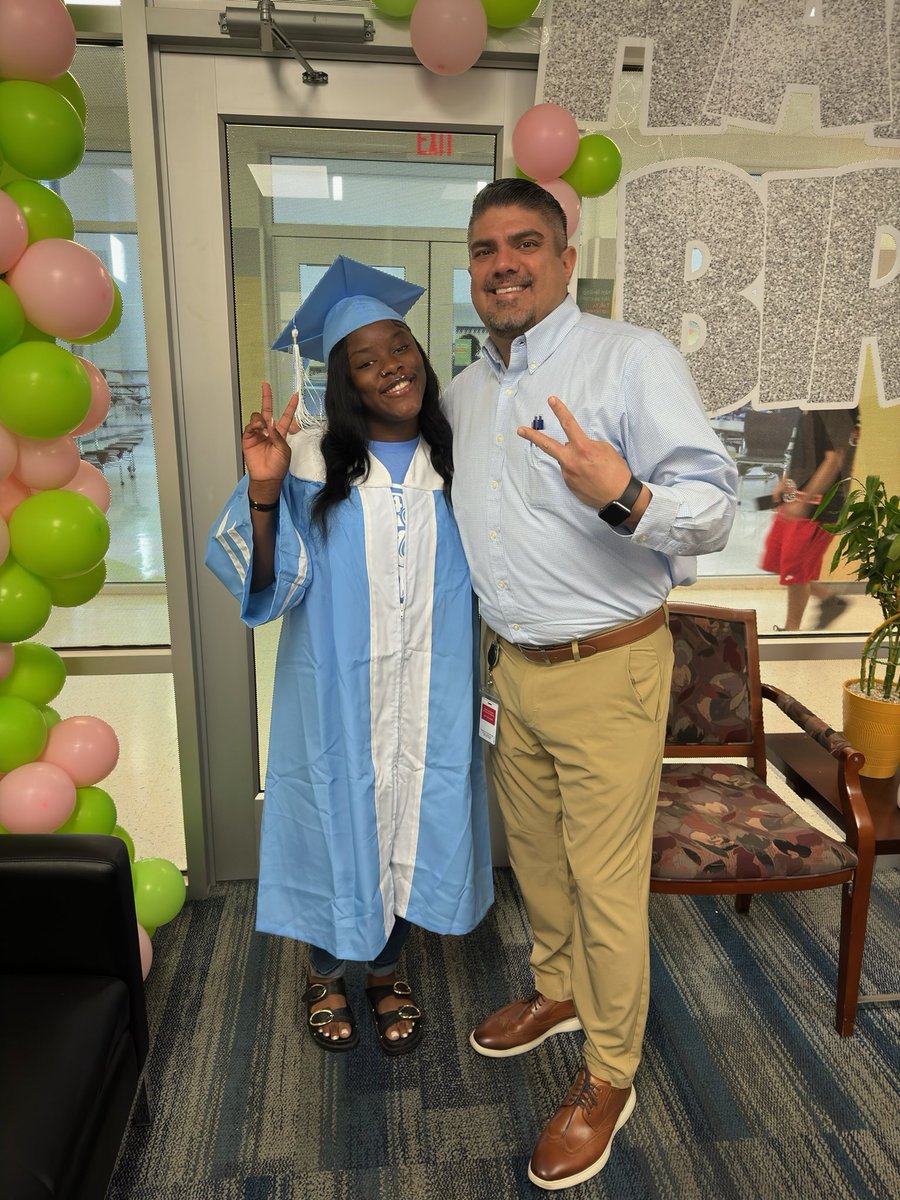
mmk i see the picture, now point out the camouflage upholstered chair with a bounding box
[652,603,875,1036]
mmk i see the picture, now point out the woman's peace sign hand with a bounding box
[242,383,300,497]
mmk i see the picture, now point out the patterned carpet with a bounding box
[108,867,900,1200]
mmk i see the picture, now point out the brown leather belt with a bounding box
[514,606,667,665]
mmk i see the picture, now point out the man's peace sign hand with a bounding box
[517,395,635,512]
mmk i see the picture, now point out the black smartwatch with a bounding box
[597,474,643,527]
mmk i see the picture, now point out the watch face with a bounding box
[599,500,630,526]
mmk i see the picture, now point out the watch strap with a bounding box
[597,474,643,527]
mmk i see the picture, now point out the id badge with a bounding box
[479,693,500,744]
[479,638,501,744]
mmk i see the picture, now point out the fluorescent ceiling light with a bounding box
[248,163,330,199]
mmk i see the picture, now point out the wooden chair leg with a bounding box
[735,894,752,914]
[835,865,874,1037]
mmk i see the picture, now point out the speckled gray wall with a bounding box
[619,162,900,414]
[541,0,897,144]
[709,0,890,133]
[759,174,833,408]
[540,0,731,131]
[618,162,763,414]
[810,167,900,408]
[877,4,900,140]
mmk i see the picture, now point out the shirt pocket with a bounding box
[524,441,565,511]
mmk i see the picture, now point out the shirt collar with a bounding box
[480,294,582,378]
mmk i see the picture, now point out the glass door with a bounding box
[223,121,497,823]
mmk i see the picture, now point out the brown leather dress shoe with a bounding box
[469,991,581,1057]
[527,1064,635,1190]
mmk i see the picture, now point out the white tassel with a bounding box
[290,326,324,431]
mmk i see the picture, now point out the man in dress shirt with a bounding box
[442,178,738,1191]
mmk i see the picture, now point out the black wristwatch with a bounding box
[597,474,643,527]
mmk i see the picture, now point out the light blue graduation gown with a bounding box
[205,432,493,960]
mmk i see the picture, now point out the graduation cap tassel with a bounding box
[291,326,324,431]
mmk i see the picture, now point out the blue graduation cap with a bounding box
[272,255,426,363]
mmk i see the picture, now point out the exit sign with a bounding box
[416,132,453,157]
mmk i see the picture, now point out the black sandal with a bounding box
[302,979,359,1053]
[364,979,423,1056]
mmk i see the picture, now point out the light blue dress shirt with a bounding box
[442,296,738,645]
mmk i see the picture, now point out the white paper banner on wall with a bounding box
[617,160,900,414]
[539,0,899,145]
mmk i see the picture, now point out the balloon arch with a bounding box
[0,0,185,979]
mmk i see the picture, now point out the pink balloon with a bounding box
[410,0,487,76]
[6,240,115,342]
[137,923,153,980]
[0,642,13,680]
[15,435,80,490]
[42,715,120,787]
[0,761,77,833]
[0,425,18,482]
[0,0,77,84]
[0,515,8,568]
[0,191,28,274]
[62,459,111,513]
[539,178,581,239]
[71,358,111,436]
[512,104,580,182]
[0,475,30,522]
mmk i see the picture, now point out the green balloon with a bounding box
[372,0,416,14]
[133,858,187,929]
[561,133,622,198]
[481,0,539,28]
[47,72,87,125]
[0,160,27,188]
[0,279,25,356]
[0,81,85,180]
[2,179,75,244]
[0,641,66,706]
[9,490,110,580]
[0,694,48,773]
[56,785,117,835]
[113,823,135,861]
[47,560,107,608]
[41,704,61,730]
[70,281,122,346]
[0,556,52,643]
[0,342,90,438]
[20,318,56,344]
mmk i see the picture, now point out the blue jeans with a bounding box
[308,917,412,981]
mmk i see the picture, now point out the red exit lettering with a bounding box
[416,132,454,157]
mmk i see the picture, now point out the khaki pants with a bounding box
[485,617,673,1088]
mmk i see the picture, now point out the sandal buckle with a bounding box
[396,1003,421,1021]
[309,1008,334,1027]
[392,980,413,996]
[303,982,329,1003]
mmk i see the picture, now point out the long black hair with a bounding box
[310,325,453,536]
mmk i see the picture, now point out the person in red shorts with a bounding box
[761,407,859,630]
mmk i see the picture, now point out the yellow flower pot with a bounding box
[842,680,900,780]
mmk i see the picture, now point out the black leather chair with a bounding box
[0,834,150,1199]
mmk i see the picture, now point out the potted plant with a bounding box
[818,474,900,779]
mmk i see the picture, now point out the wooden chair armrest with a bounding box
[761,682,873,857]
